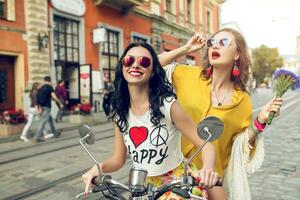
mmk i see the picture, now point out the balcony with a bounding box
[186,21,195,31]
[94,0,143,14]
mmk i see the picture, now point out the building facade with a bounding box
[0,0,225,112]
[0,0,27,111]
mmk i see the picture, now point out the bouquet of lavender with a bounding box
[267,69,299,125]
[292,75,300,90]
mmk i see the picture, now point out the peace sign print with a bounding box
[150,124,169,148]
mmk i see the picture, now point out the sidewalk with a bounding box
[0,111,108,144]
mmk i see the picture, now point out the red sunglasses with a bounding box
[122,55,151,68]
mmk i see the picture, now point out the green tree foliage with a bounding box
[252,45,283,84]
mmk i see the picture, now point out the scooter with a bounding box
[76,116,224,200]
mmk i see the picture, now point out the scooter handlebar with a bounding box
[91,174,114,185]
[153,175,222,200]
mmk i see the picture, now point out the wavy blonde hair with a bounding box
[201,28,251,91]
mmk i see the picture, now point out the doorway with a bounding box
[55,60,80,107]
[0,56,15,111]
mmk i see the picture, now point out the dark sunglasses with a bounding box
[207,37,232,48]
[122,55,151,68]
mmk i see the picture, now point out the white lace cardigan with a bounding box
[223,129,264,200]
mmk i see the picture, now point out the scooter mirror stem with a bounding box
[184,127,212,177]
[80,134,103,175]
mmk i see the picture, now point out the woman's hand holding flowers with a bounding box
[258,97,283,124]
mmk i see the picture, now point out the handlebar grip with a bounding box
[195,176,223,187]
[153,186,172,200]
[92,175,112,185]
[92,176,101,185]
[215,179,223,187]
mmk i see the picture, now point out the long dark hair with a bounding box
[29,82,39,98]
[201,28,251,91]
[110,42,176,132]
[57,80,63,86]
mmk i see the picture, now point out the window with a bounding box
[165,0,176,22]
[53,16,80,63]
[0,0,15,21]
[187,0,192,22]
[166,0,172,13]
[0,0,5,18]
[101,29,119,82]
[133,35,147,43]
[206,10,213,34]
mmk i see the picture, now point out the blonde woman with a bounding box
[159,28,283,199]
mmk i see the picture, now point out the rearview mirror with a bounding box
[78,124,102,178]
[197,116,224,142]
[79,124,95,145]
[184,116,224,177]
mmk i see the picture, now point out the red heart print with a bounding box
[129,126,148,148]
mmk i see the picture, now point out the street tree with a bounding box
[251,45,283,84]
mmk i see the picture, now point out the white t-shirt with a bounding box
[123,97,184,177]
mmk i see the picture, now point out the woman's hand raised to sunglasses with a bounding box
[183,33,207,54]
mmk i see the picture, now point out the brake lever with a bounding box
[75,189,92,199]
[76,183,108,199]
[171,187,190,198]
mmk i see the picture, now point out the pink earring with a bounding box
[232,61,240,77]
[206,66,213,77]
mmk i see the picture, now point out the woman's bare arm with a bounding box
[158,34,207,66]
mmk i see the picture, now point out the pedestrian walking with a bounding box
[19,82,40,142]
[55,80,68,122]
[102,81,114,117]
[34,76,63,142]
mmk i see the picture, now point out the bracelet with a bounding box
[253,118,265,133]
[256,116,266,127]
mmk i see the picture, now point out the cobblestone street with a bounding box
[0,89,299,200]
[1,0,300,199]
[249,90,300,200]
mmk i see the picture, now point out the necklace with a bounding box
[212,85,231,106]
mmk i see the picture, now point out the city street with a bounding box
[0,88,299,200]
[1,1,300,200]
